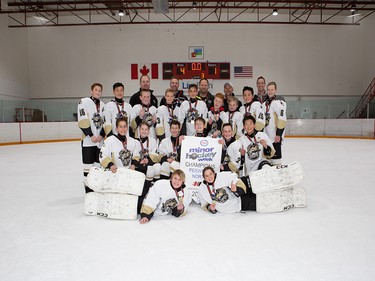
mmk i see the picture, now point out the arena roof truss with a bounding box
[1,0,375,28]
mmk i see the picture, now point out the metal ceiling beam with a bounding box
[6,0,375,6]
[3,1,375,27]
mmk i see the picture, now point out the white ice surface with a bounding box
[1,138,375,281]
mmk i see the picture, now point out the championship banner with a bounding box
[180,136,222,203]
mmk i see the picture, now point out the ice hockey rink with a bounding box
[0,137,374,281]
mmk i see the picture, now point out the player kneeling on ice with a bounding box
[139,169,192,224]
[239,114,275,175]
[99,117,151,211]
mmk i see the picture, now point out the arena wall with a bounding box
[0,119,374,145]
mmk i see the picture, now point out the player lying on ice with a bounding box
[198,166,255,214]
[198,166,305,214]
[139,169,192,224]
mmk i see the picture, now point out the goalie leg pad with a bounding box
[256,188,295,213]
[98,193,138,220]
[83,192,101,216]
[293,185,306,208]
[86,167,145,195]
[250,161,304,193]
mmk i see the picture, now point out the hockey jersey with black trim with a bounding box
[78,97,105,147]
[198,172,242,213]
[140,179,192,220]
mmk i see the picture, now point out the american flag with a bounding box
[234,66,253,78]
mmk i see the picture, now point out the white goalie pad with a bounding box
[250,161,304,194]
[98,193,138,220]
[256,188,295,213]
[86,167,145,196]
[84,192,102,216]
[293,185,306,208]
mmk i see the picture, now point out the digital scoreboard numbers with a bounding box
[163,62,230,80]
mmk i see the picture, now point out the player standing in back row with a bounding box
[263,82,287,165]
[78,83,106,196]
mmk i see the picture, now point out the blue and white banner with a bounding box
[180,136,222,194]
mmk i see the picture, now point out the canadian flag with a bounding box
[131,63,159,80]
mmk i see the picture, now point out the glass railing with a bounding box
[0,96,373,123]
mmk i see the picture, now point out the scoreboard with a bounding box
[162,62,230,80]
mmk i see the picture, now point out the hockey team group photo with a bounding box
[79,75,306,222]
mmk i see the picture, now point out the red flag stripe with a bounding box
[131,64,138,80]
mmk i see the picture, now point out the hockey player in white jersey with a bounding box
[178,83,207,136]
[99,117,154,211]
[207,93,226,138]
[104,82,134,137]
[219,123,242,174]
[223,96,243,138]
[264,82,287,165]
[193,117,207,137]
[158,120,183,179]
[78,82,106,194]
[131,89,158,140]
[239,86,265,132]
[135,122,161,185]
[99,117,141,171]
[139,170,192,224]
[155,88,180,140]
[198,166,253,214]
[239,115,275,175]
[198,166,301,214]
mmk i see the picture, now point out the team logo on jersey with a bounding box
[265,112,271,127]
[209,122,220,137]
[116,110,128,121]
[92,113,104,129]
[143,112,154,126]
[161,198,178,214]
[213,188,229,203]
[186,108,198,123]
[223,153,231,165]
[167,152,178,160]
[119,149,132,166]
[247,143,260,160]
[139,148,149,160]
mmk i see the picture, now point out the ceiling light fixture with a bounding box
[347,10,361,17]
[193,2,197,10]
[272,9,278,16]
[33,15,49,22]
[350,4,356,12]
[119,10,125,17]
